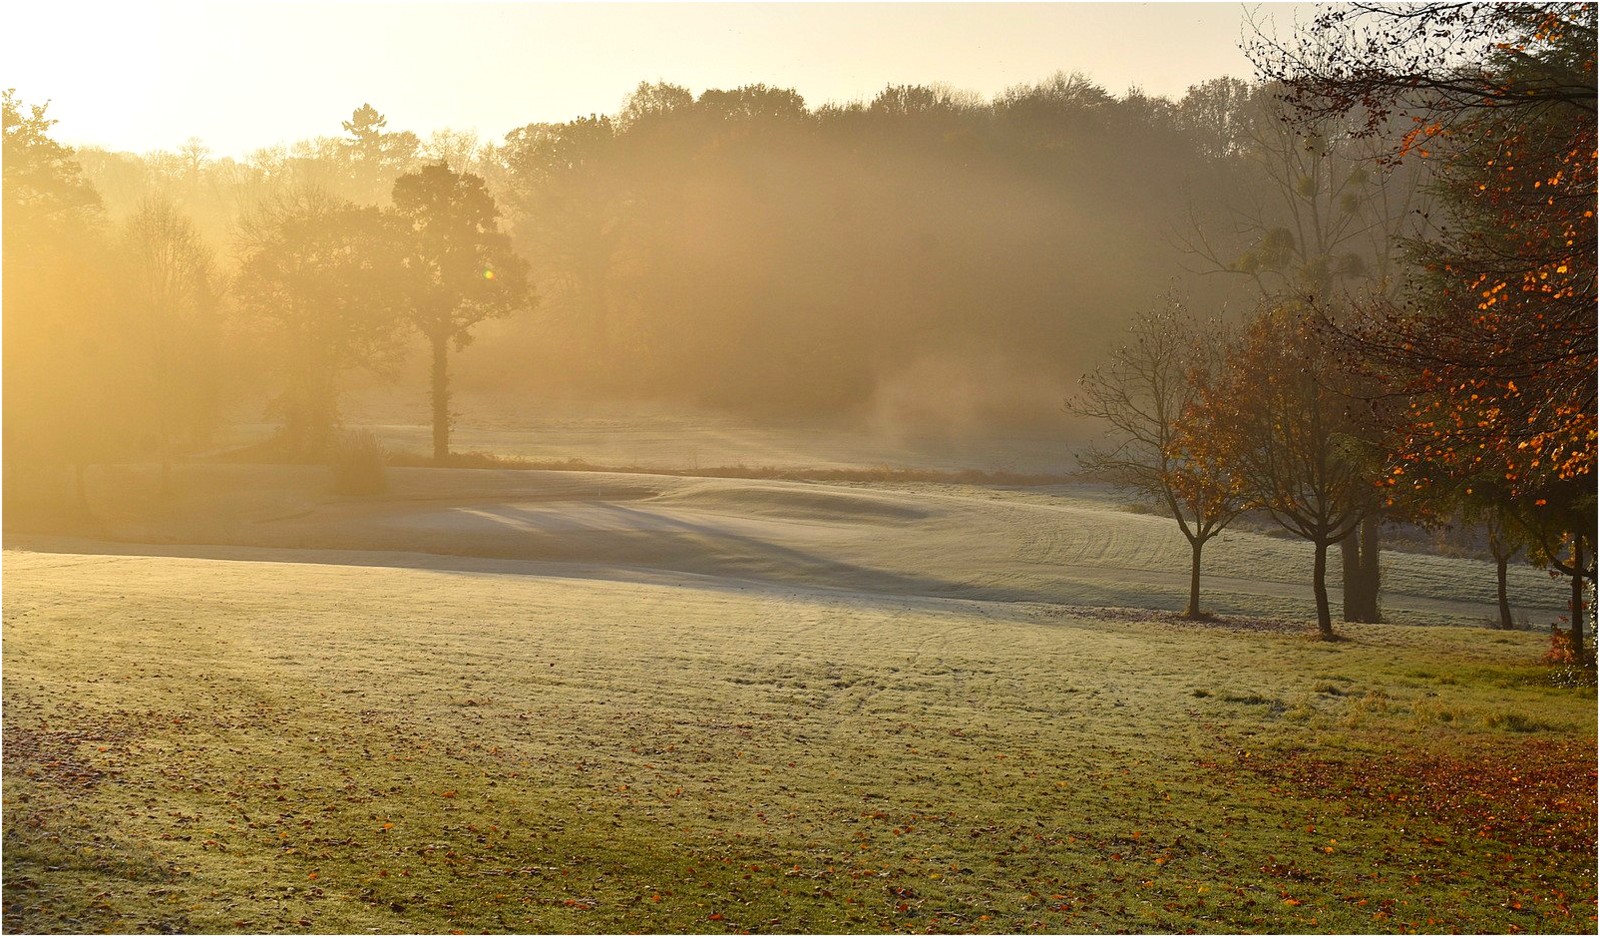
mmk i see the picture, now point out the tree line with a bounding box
[1069,4,1595,656]
[5,92,529,482]
[9,69,1286,464]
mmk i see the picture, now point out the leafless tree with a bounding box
[1067,295,1246,618]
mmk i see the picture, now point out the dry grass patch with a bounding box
[3,551,1594,933]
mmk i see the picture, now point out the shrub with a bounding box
[1542,625,1599,687]
[1541,625,1580,665]
[330,430,388,495]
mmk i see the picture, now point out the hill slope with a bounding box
[6,463,1570,626]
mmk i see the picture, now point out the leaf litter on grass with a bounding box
[2,549,1595,934]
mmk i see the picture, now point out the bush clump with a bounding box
[330,430,388,495]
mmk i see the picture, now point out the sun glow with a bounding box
[4,2,1292,157]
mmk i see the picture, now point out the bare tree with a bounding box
[423,129,484,175]
[1067,295,1246,618]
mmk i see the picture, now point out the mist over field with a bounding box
[42,73,1255,441]
[3,3,1596,935]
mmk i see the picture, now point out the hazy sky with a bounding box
[7,2,1306,157]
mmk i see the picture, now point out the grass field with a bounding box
[3,461,1595,933]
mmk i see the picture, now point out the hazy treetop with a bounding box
[7,2,1310,156]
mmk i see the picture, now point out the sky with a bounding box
[5,2,1309,158]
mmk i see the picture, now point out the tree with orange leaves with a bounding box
[1188,301,1383,640]
[1256,3,1597,657]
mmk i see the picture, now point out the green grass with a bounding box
[4,550,1595,933]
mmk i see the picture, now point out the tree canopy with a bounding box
[391,162,531,462]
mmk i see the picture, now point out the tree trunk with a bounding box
[1496,554,1514,629]
[431,332,451,466]
[1570,535,1587,662]
[1339,531,1359,620]
[1183,537,1204,618]
[1359,516,1381,619]
[1339,518,1382,622]
[1313,539,1335,640]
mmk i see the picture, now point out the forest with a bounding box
[7,73,1264,431]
